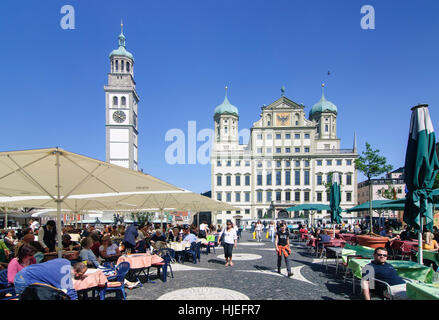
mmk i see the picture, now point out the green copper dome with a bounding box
[214,89,239,117]
[309,84,337,117]
[109,31,134,61]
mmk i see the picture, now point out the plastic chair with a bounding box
[0,269,16,299]
[183,242,197,264]
[151,248,174,282]
[100,261,130,300]
[20,283,70,300]
[195,242,202,262]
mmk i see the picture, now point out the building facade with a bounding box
[357,167,406,220]
[211,85,358,225]
[104,23,140,170]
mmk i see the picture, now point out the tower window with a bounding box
[325,124,329,132]
[113,96,118,106]
[115,60,118,71]
[127,62,130,72]
[121,97,126,106]
[111,61,114,73]
[121,60,124,72]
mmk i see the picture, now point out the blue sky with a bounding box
[1,0,439,193]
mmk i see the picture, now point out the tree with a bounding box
[355,142,393,234]
[130,212,155,225]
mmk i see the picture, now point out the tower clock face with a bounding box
[112,111,126,123]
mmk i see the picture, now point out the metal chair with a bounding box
[100,261,130,300]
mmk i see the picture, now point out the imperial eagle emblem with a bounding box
[277,114,289,125]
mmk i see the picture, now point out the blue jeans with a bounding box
[14,270,29,295]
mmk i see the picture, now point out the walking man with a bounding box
[275,223,293,277]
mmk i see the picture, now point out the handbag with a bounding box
[252,232,256,240]
[219,231,225,246]
[266,231,269,239]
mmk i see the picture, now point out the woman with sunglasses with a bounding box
[217,221,238,267]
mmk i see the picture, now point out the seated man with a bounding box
[182,226,198,244]
[362,247,407,300]
[13,258,81,300]
[316,230,331,253]
[150,229,167,250]
[61,234,80,250]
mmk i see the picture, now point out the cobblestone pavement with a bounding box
[125,232,363,300]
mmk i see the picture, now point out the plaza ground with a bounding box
[124,231,366,300]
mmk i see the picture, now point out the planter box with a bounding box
[356,235,389,249]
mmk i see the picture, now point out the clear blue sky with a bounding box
[1,0,439,194]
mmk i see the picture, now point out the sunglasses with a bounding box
[376,254,388,257]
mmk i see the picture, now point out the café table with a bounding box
[43,250,80,262]
[406,281,439,300]
[348,258,435,283]
[168,241,191,262]
[73,269,107,300]
[341,244,375,264]
[307,238,346,248]
[325,246,344,273]
[417,249,439,266]
[391,240,418,252]
[336,233,356,243]
[116,253,164,285]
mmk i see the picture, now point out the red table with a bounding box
[390,240,418,252]
[307,238,346,248]
[336,233,356,242]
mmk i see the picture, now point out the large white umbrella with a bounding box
[0,148,183,256]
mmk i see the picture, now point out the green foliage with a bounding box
[355,142,393,181]
[324,171,343,193]
[130,212,155,225]
[378,183,397,200]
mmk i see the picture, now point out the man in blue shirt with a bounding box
[362,247,406,300]
[182,226,198,244]
[14,258,81,300]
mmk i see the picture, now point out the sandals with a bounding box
[225,261,229,267]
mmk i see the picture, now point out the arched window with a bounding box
[111,61,114,73]
[113,96,118,106]
[325,124,328,132]
[115,60,118,72]
[225,126,228,134]
[121,97,126,106]
[121,60,124,72]
[126,62,130,72]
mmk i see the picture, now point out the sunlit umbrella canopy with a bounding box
[0,148,183,256]
[286,203,331,211]
[345,200,405,213]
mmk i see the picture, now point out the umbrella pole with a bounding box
[5,209,7,229]
[56,151,63,258]
[369,181,373,234]
[418,214,423,265]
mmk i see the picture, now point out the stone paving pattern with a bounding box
[125,232,365,300]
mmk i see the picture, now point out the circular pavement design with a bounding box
[157,287,250,300]
[237,242,265,246]
[216,253,262,260]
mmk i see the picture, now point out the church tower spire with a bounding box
[105,22,140,171]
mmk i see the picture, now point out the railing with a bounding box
[315,149,355,154]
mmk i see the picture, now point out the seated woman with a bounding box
[7,244,36,284]
[167,227,181,243]
[61,234,80,250]
[99,236,121,262]
[79,237,101,268]
[422,231,439,251]
[89,232,101,258]
[3,230,17,251]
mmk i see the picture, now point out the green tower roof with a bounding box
[109,22,134,61]
[309,84,337,117]
[214,87,239,117]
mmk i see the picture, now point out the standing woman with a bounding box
[217,221,238,267]
[269,220,276,243]
[255,220,263,242]
[275,223,293,277]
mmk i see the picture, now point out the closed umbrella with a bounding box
[330,172,342,235]
[403,104,439,264]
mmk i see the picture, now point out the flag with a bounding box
[403,105,439,232]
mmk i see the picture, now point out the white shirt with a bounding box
[220,228,237,244]
[31,221,40,231]
[199,223,208,232]
[99,243,118,256]
[255,223,263,231]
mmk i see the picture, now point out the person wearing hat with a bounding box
[61,233,80,251]
[38,220,57,253]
